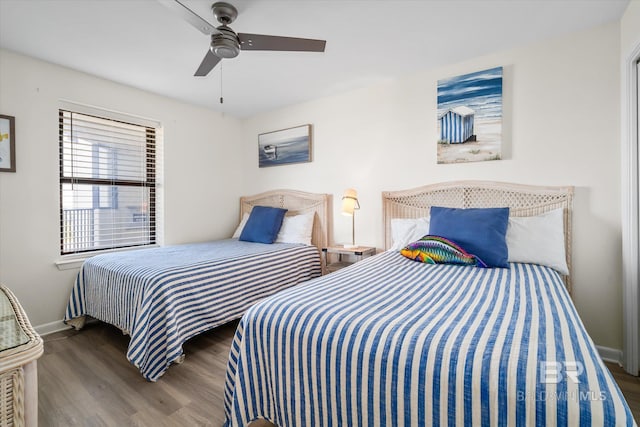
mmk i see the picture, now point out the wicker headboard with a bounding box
[240,189,331,254]
[382,181,574,292]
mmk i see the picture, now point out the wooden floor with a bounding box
[607,362,640,423]
[39,321,239,426]
[39,321,640,426]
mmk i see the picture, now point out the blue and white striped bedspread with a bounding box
[224,251,635,426]
[64,239,321,381]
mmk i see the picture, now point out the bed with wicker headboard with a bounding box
[222,181,633,427]
[382,180,574,292]
[64,189,330,381]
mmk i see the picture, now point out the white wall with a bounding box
[241,23,623,350]
[0,49,243,330]
[621,0,640,54]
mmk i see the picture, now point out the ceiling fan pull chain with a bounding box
[220,62,224,105]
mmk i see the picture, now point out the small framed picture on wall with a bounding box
[258,124,312,168]
[0,115,16,172]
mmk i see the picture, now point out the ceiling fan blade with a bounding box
[238,33,326,52]
[194,50,222,76]
[157,0,220,36]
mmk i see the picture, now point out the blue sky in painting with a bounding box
[437,66,503,120]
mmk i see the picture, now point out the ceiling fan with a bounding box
[158,0,326,77]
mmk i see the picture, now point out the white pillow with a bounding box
[506,208,568,275]
[389,217,430,251]
[275,212,315,245]
[232,212,250,238]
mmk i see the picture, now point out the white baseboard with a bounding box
[35,320,72,336]
[596,345,623,365]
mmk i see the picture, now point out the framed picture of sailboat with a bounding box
[258,124,312,168]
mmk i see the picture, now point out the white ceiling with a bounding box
[0,0,630,118]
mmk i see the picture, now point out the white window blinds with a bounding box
[59,109,157,254]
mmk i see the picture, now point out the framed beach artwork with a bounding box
[437,66,503,164]
[0,115,16,172]
[258,124,312,168]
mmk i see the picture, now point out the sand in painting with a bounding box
[437,118,501,164]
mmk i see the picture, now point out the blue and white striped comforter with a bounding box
[224,251,635,426]
[64,239,321,381]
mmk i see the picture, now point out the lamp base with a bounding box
[342,244,358,249]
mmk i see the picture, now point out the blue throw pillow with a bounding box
[429,206,509,268]
[239,206,288,244]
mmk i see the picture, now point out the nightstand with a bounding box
[322,245,376,274]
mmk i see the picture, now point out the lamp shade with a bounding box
[341,188,358,216]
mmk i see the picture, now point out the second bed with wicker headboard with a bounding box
[63,189,331,381]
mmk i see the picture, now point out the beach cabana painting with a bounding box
[258,124,312,168]
[437,66,502,164]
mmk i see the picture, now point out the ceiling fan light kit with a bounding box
[159,0,326,77]
[211,27,240,58]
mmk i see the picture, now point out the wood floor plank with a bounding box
[604,362,640,422]
[38,320,640,426]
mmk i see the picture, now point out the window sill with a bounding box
[55,258,85,271]
[54,244,160,271]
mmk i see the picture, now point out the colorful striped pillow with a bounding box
[400,235,487,267]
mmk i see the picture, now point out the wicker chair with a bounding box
[0,286,43,427]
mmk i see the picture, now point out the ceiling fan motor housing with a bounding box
[211,2,238,25]
[210,26,240,58]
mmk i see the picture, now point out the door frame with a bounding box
[622,42,640,376]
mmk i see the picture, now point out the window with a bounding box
[59,109,157,254]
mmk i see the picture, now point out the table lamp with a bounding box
[341,188,360,248]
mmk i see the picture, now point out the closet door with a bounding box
[636,58,640,375]
[626,57,640,376]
